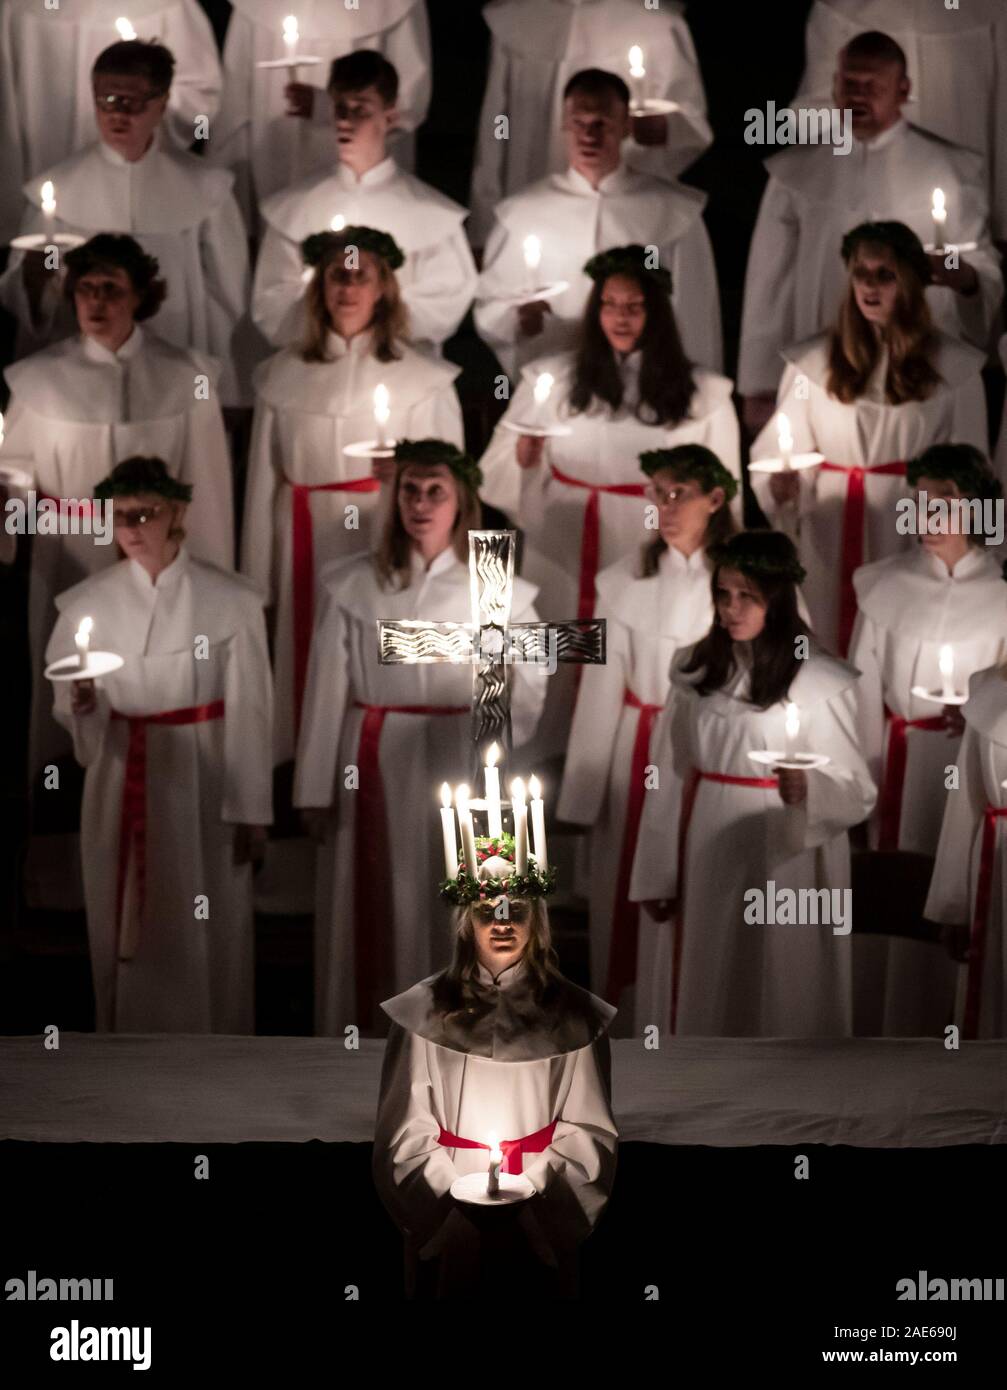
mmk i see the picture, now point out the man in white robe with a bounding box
[212,0,431,220]
[474,67,721,380]
[0,0,222,240]
[738,31,1002,428]
[0,38,249,404]
[469,0,712,246]
[251,49,476,352]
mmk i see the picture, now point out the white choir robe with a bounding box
[213,0,431,220]
[0,0,222,240]
[293,548,547,1036]
[737,119,1003,397]
[556,545,713,1035]
[474,164,722,380]
[925,666,1007,1039]
[629,648,877,1036]
[0,140,250,404]
[795,0,1007,242]
[750,332,988,655]
[373,958,618,1276]
[469,0,712,246]
[849,546,1007,1035]
[47,548,273,1033]
[252,156,477,351]
[241,330,464,763]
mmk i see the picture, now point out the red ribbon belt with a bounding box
[819,460,905,657]
[550,466,646,620]
[606,688,663,1003]
[964,802,1007,1039]
[672,768,780,1032]
[351,700,468,1029]
[110,700,225,955]
[877,706,946,852]
[437,1120,558,1175]
[290,475,381,736]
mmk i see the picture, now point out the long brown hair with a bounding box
[640,465,737,578]
[373,461,482,590]
[430,899,565,1018]
[301,243,407,363]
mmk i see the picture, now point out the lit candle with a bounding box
[456,784,478,878]
[522,233,541,296]
[282,14,299,64]
[330,213,346,232]
[784,701,800,760]
[931,187,946,252]
[939,644,955,701]
[532,371,554,423]
[777,411,794,471]
[40,179,56,225]
[628,45,646,110]
[511,778,528,874]
[484,742,503,840]
[486,1130,502,1196]
[373,383,390,447]
[440,782,458,878]
[528,774,547,870]
[75,616,93,671]
[115,17,137,41]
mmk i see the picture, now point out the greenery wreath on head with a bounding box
[300,225,405,271]
[639,444,739,502]
[583,243,673,295]
[440,833,557,904]
[394,438,483,493]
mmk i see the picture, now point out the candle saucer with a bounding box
[629,98,679,117]
[450,1172,535,1206]
[924,241,977,254]
[748,750,830,770]
[255,56,323,69]
[9,233,85,253]
[45,651,124,682]
[910,685,968,707]
[342,439,397,459]
[499,280,570,307]
[748,452,824,474]
[500,420,572,438]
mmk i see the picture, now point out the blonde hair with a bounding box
[300,243,408,364]
[373,461,482,590]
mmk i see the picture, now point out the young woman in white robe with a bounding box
[557,445,737,1035]
[630,531,876,1037]
[849,445,1007,1035]
[751,221,989,658]
[294,443,547,1037]
[241,227,463,763]
[46,457,272,1034]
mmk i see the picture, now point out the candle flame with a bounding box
[486,741,500,768]
[785,702,800,740]
[115,17,137,41]
[522,234,541,272]
[330,213,346,232]
[510,777,526,806]
[40,180,56,214]
[776,411,794,454]
[533,372,554,406]
[939,644,954,679]
[628,44,645,75]
[440,782,452,809]
[932,187,946,218]
[77,616,94,640]
[373,383,390,424]
[528,774,542,800]
[487,1129,501,1154]
[282,15,299,43]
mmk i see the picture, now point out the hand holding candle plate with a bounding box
[748,412,823,473]
[45,617,124,682]
[911,643,968,706]
[343,383,397,457]
[501,371,572,437]
[451,1171,535,1205]
[749,702,830,770]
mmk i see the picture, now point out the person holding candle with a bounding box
[557,444,737,1034]
[241,227,463,764]
[629,531,876,1037]
[251,50,476,353]
[750,221,989,657]
[474,66,722,381]
[44,455,273,1033]
[293,439,547,1037]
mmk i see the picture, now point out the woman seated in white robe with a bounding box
[46,456,273,1034]
[294,439,547,1037]
[751,220,989,658]
[479,243,740,756]
[850,444,1007,1035]
[629,531,877,1037]
[557,444,737,1035]
[241,225,463,763]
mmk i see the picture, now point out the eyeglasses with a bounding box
[644,482,700,506]
[112,503,165,528]
[94,90,164,116]
[472,900,531,925]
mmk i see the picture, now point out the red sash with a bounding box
[877,707,947,851]
[110,700,225,957]
[350,699,468,1029]
[438,1120,557,1175]
[549,466,646,620]
[605,689,663,1003]
[818,460,905,656]
[290,475,381,736]
[964,803,1007,1039]
[672,768,780,1031]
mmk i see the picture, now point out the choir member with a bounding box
[738,30,1001,431]
[474,67,721,381]
[0,39,249,404]
[849,444,1007,1035]
[294,439,546,1037]
[630,531,876,1037]
[213,0,431,219]
[251,49,476,352]
[750,221,988,658]
[241,226,464,763]
[469,0,712,246]
[46,456,273,1033]
[925,663,1007,1038]
[0,0,222,240]
[557,444,737,1034]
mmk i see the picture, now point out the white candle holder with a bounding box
[748,749,830,770]
[450,1171,534,1205]
[500,419,571,439]
[45,651,124,682]
[909,684,968,707]
[255,55,323,71]
[342,439,398,459]
[629,97,680,118]
[9,233,85,253]
[499,278,570,308]
[923,240,977,254]
[748,451,824,475]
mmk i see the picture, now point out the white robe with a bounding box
[469,0,712,245]
[737,119,1003,396]
[0,139,250,405]
[293,547,547,1036]
[474,163,722,380]
[629,647,877,1036]
[213,0,431,219]
[556,545,713,1036]
[0,0,222,240]
[241,330,464,763]
[251,155,477,350]
[47,547,273,1033]
[750,332,989,654]
[925,665,1007,1038]
[795,0,1007,242]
